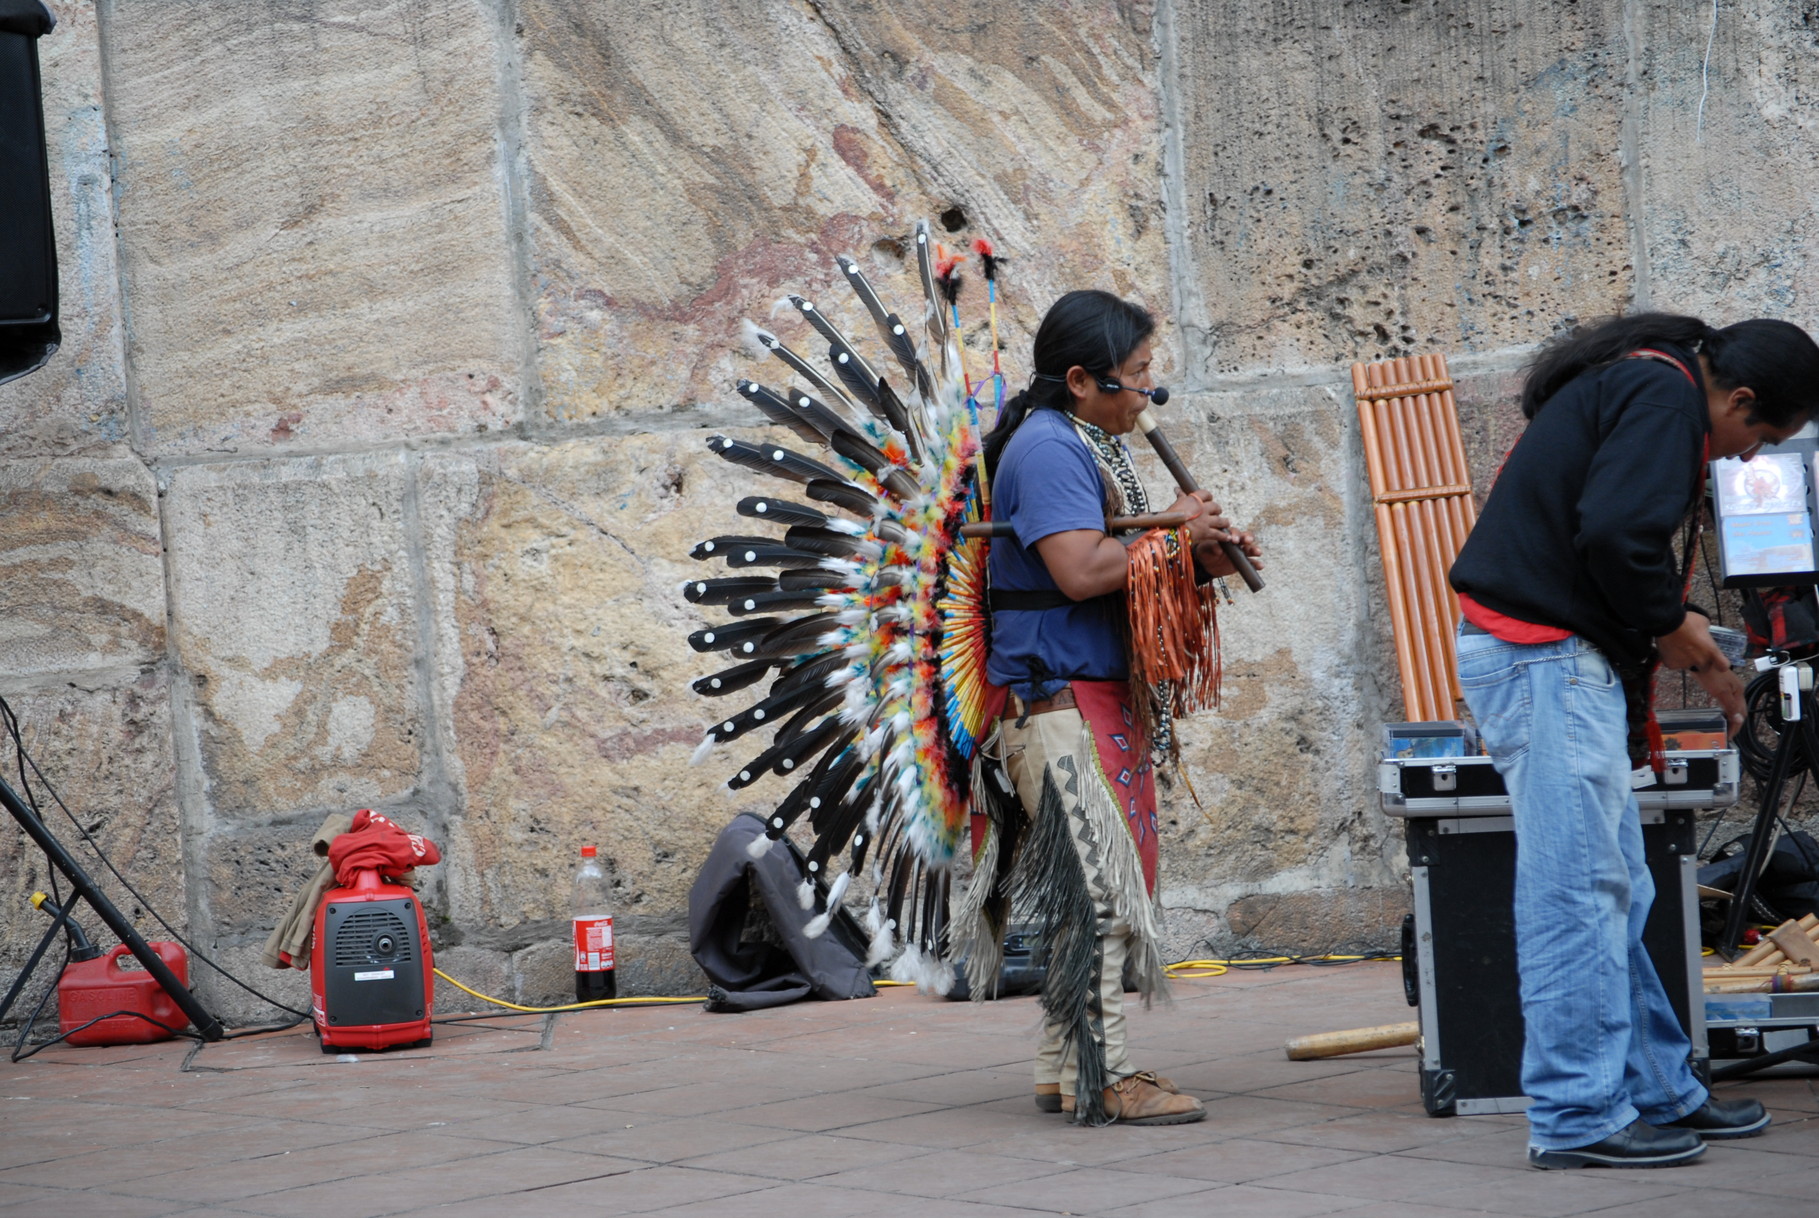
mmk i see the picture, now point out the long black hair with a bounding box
[981,289,1155,475]
[1522,311,1819,427]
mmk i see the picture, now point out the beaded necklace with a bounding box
[1071,414,1179,757]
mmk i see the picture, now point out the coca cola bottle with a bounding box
[572,846,617,1002]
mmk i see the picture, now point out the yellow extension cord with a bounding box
[432,955,1402,1013]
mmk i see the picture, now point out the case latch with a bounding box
[1431,764,1457,792]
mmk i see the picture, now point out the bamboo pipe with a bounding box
[1415,498,1458,716]
[1285,1021,1420,1060]
[1398,503,1451,720]
[1376,503,1425,719]
[1703,965,1813,980]
[1705,973,1819,995]
[1133,408,1264,592]
[1391,506,1441,718]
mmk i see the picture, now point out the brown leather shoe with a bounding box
[1060,1074,1205,1125]
[1039,1070,1177,1112]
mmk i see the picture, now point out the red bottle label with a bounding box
[573,916,615,971]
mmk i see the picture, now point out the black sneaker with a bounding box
[1654,1097,1771,1140]
[1528,1119,1706,1170]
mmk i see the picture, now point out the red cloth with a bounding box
[1069,680,1159,896]
[1457,593,1572,644]
[329,810,441,885]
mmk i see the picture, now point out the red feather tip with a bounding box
[971,238,1001,281]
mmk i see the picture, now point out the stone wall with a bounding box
[3,0,1813,1023]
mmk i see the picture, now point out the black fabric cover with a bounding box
[0,6,59,387]
[1701,830,1819,921]
[0,2,54,37]
[688,811,875,1013]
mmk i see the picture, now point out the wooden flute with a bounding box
[1135,408,1265,592]
[959,511,1190,540]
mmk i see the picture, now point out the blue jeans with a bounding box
[1454,631,1705,1149]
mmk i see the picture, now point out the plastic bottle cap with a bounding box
[580,845,597,858]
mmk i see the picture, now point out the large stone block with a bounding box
[517,0,1168,422]
[1171,0,1633,376]
[419,435,776,945]
[0,2,130,457]
[1137,385,1405,920]
[163,453,424,819]
[507,927,703,1007]
[0,674,184,984]
[0,456,164,677]
[1635,2,1819,320]
[1225,887,1409,953]
[98,0,523,456]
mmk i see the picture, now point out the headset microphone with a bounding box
[1096,380,1169,406]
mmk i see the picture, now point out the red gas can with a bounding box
[57,942,190,1046]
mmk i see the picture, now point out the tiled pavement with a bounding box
[1,961,1815,1217]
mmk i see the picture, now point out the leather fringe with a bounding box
[1124,527,1221,755]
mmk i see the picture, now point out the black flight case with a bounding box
[1380,749,1738,1116]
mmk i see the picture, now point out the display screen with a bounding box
[1712,447,1819,586]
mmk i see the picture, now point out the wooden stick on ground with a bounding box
[1285,1021,1420,1061]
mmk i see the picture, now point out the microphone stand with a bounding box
[0,774,222,1040]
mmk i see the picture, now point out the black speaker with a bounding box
[1404,807,1705,1116]
[0,1,60,386]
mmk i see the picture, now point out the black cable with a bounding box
[221,1015,308,1039]
[0,694,307,1019]
[1205,945,1401,970]
[11,1007,204,1063]
[10,942,68,1062]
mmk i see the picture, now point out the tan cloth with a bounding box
[259,814,353,971]
[1001,706,1151,1102]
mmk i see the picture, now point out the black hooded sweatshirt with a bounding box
[1449,343,1707,667]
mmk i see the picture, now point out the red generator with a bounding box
[58,942,191,1046]
[310,868,433,1052]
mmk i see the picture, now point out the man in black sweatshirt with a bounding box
[1449,315,1819,1169]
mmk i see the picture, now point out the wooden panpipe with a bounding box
[1352,355,1476,722]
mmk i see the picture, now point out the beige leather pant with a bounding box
[1000,705,1135,1094]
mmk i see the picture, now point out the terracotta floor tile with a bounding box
[1527,1185,1805,1218]
[0,1118,369,1189]
[1106,1136,1372,1184]
[969,1164,1217,1212]
[433,1101,667,1145]
[0,963,1793,1216]
[812,1147,1056,1197]
[0,1180,191,1216]
[1266,1152,1533,1202]
[722,1089,944,1131]
[643,1180,1040,1218]
[1411,1168,1701,1217]
[1102,1183,1373,1217]
[1253,1064,1429,1109]
[547,1116,797,1164]
[381,1165,763,1217]
[672,1131,927,1179]
[1261,1111,1522,1157]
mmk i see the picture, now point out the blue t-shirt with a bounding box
[986,408,1128,699]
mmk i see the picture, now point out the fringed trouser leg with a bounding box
[1001,704,1163,1125]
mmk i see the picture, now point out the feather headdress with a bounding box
[686,220,998,989]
